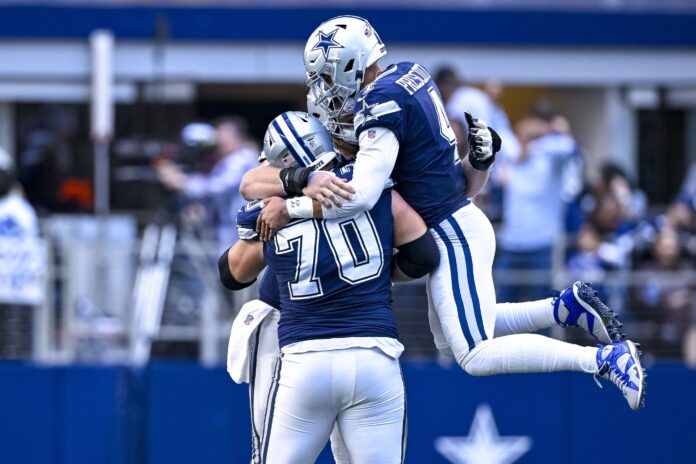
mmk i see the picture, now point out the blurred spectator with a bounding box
[566,223,609,286]
[581,163,647,224]
[0,147,41,360]
[156,117,258,252]
[675,161,696,210]
[435,67,521,166]
[0,148,38,237]
[631,226,696,362]
[435,67,520,220]
[495,100,582,301]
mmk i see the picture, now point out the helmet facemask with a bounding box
[307,54,365,146]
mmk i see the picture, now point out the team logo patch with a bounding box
[244,314,254,326]
[368,129,376,139]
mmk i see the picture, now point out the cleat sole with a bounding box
[576,282,626,344]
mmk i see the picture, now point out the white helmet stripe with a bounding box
[271,119,305,167]
[275,117,314,167]
[281,113,317,163]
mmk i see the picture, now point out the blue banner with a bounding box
[0,362,693,463]
[0,6,695,47]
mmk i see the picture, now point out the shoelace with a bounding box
[594,361,629,393]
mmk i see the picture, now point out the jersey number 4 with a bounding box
[428,86,457,146]
[274,213,384,300]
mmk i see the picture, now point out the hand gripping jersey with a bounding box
[354,61,469,226]
[236,164,398,348]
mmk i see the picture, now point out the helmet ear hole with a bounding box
[343,59,355,73]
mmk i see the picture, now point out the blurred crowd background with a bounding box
[1,0,695,369]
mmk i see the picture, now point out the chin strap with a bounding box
[309,151,338,172]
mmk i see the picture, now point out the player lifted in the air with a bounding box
[242,16,645,411]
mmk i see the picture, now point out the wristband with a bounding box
[286,196,314,219]
[468,150,496,171]
[279,167,311,196]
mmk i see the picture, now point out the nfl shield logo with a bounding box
[368,129,376,139]
[244,314,254,325]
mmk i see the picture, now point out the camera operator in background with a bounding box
[156,117,258,253]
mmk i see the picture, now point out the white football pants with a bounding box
[427,203,597,376]
[247,310,353,464]
[261,348,406,464]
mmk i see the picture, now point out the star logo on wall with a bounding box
[435,404,532,464]
[311,29,344,59]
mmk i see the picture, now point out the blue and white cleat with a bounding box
[553,281,625,344]
[595,340,647,411]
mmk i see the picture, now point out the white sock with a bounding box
[494,298,558,337]
[462,334,599,376]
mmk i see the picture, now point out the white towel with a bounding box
[226,299,276,384]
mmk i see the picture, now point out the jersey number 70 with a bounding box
[274,212,384,300]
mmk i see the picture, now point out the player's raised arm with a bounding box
[266,126,398,225]
[240,161,354,204]
[390,190,439,282]
[318,127,399,218]
[459,112,502,198]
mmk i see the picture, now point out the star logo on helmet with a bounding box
[312,29,344,60]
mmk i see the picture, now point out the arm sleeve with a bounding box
[218,247,256,291]
[395,231,440,279]
[321,127,399,219]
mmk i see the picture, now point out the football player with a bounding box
[222,112,440,463]
[240,16,645,411]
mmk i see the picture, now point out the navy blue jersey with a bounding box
[258,270,280,309]
[354,61,469,227]
[236,164,398,348]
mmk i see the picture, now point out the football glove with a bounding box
[465,112,502,171]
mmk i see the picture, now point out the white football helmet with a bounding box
[304,16,386,143]
[262,111,337,171]
[306,90,356,145]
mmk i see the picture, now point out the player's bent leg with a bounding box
[428,204,497,366]
[250,312,280,463]
[426,276,449,352]
[330,423,352,464]
[261,352,337,464]
[337,348,406,464]
[461,334,598,376]
[494,299,557,337]
[494,282,626,343]
[461,334,647,410]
